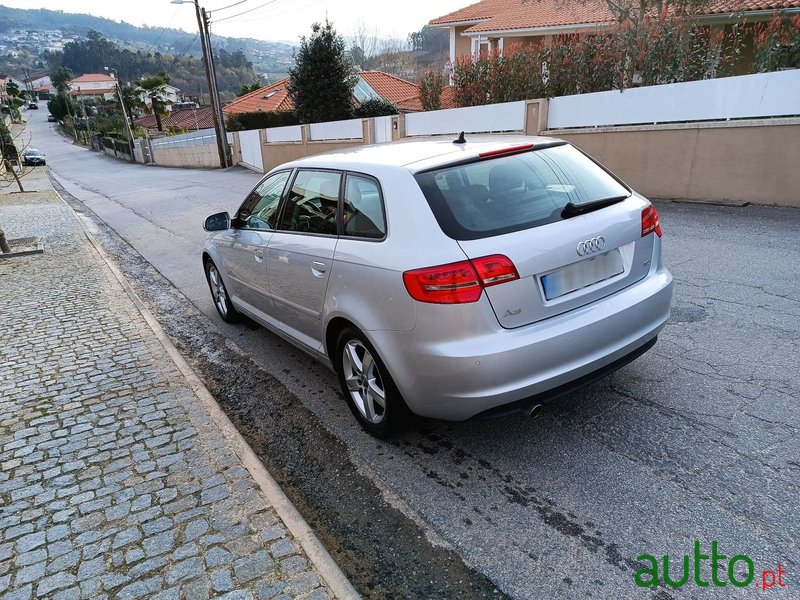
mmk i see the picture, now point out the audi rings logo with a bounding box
[577,236,606,256]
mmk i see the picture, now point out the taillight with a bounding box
[403,254,519,304]
[641,205,662,238]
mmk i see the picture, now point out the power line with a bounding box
[176,33,200,56]
[209,0,251,13]
[146,6,182,55]
[211,0,287,23]
[215,0,322,25]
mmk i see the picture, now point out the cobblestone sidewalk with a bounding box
[0,169,338,599]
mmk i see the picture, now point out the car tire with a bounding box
[335,326,411,437]
[204,259,239,323]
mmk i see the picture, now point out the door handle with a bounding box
[254,249,264,263]
[310,260,327,276]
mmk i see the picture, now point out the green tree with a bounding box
[50,66,74,94]
[46,94,76,121]
[288,20,357,124]
[238,82,262,96]
[137,72,171,131]
[418,67,446,111]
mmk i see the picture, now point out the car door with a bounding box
[216,170,290,321]
[266,169,341,352]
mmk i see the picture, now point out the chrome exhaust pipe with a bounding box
[521,403,543,419]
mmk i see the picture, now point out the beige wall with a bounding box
[454,26,472,59]
[550,120,800,207]
[152,145,219,169]
[260,141,364,173]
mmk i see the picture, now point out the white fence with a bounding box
[374,115,393,143]
[265,124,303,143]
[239,129,263,172]
[406,101,526,136]
[548,70,800,129]
[309,118,363,141]
[150,128,217,149]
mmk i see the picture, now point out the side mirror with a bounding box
[204,211,230,232]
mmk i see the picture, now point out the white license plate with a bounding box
[541,250,624,300]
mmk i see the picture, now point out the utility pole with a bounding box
[192,1,229,168]
[202,7,231,167]
[105,67,135,161]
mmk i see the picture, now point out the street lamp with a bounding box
[104,66,135,161]
[171,0,231,168]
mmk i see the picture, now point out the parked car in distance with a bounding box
[22,148,46,166]
[201,136,673,436]
[28,102,38,109]
[47,114,56,122]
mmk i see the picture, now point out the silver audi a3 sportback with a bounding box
[202,136,672,436]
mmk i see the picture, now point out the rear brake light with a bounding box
[478,144,534,159]
[403,254,519,304]
[641,205,662,238]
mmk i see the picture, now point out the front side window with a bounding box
[414,144,630,240]
[235,170,290,230]
[343,175,386,239]
[280,170,342,235]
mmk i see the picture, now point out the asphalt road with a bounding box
[21,108,800,599]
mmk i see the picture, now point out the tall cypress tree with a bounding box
[288,20,357,124]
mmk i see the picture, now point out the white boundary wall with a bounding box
[405,101,526,136]
[309,118,363,141]
[548,70,800,129]
[265,125,303,143]
[150,128,216,149]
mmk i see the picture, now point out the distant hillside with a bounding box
[0,4,295,76]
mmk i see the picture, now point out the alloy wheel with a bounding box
[342,339,386,424]
[207,264,228,318]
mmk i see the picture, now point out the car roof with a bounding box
[282,135,565,174]
[25,148,42,153]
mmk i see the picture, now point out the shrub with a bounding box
[450,16,763,107]
[226,110,300,132]
[419,68,446,111]
[353,98,398,117]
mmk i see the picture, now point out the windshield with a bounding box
[414,144,629,240]
[26,150,43,156]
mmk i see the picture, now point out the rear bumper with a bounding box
[370,268,672,421]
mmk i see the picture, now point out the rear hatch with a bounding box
[413,142,655,328]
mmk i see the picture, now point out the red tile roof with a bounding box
[467,0,613,32]
[431,0,800,32]
[223,78,293,115]
[68,88,116,96]
[134,107,215,131]
[223,71,446,116]
[704,0,800,13]
[358,71,420,105]
[430,0,514,25]
[69,73,117,84]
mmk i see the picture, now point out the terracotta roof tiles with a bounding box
[69,73,117,84]
[431,0,800,32]
[358,71,421,105]
[134,107,215,131]
[222,78,293,115]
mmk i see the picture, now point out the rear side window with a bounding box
[343,175,386,239]
[414,144,629,240]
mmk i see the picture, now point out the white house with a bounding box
[67,73,118,101]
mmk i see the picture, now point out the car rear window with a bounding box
[414,144,630,240]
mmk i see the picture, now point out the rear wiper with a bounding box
[561,194,630,219]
